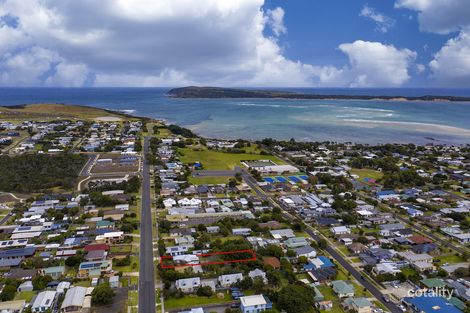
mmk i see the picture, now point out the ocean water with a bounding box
[1,87,470,145]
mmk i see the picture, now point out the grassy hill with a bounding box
[0,103,130,121]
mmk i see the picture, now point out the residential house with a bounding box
[18,281,34,292]
[285,237,309,249]
[331,226,351,235]
[294,246,317,258]
[331,280,354,298]
[343,297,372,313]
[269,229,295,239]
[248,269,267,283]
[32,290,57,312]
[60,286,93,313]
[348,243,367,254]
[175,277,201,293]
[218,273,243,287]
[43,266,65,280]
[78,260,112,278]
[232,228,252,236]
[240,295,272,313]
[102,210,124,221]
[379,223,405,237]
[0,300,26,312]
[206,226,220,234]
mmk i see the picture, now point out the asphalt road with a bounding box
[139,136,156,313]
[0,213,11,226]
[240,168,401,313]
[79,154,98,176]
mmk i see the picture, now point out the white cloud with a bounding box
[0,0,416,87]
[265,7,287,36]
[45,62,89,87]
[416,63,426,73]
[395,0,470,85]
[338,41,417,87]
[395,0,470,34]
[429,29,470,85]
[360,5,395,33]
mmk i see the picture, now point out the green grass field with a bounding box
[188,175,232,185]
[178,146,285,170]
[164,293,232,309]
[350,168,383,181]
[14,291,35,302]
[436,254,466,264]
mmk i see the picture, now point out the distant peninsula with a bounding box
[167,86,470,102]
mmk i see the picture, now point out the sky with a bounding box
[0,0,469,88]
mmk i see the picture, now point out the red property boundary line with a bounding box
[160,249,256,268]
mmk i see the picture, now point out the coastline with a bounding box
[167,86,470,103]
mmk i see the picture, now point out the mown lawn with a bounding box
[164,293,232,309]
[436,254,466,264]
[350,168,383,181]
[110,245,133,254]
[14,291,35,302]
[188,176,232,185]
[178,147,285,170]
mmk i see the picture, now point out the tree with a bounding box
[267,270,281,286]
[33,275,53,290]
[65,255,84,267]
[277,284,316,313]
[252,277,265,293]
[238,277,253,290]
[286,249,296,258]
[454,267,470,278]
[317,239,327,250]
[0,285,17,301]
[196,286,213,297]
[92,283,115,305]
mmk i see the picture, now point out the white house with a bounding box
[32,291,57,312]
[240,295,269,313]
[206,226,220,234]
[232,228,252,236]
[163,198,177,208]
[175,277,201,293]
[294,245,317,258]
[173,254,199,265]
[218,273,243,287]
[331,226,350,235]
[248,269,268,283]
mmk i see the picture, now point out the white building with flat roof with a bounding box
[240,295,268,313]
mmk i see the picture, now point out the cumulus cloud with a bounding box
[429,30,470,85]
[395,0,470,85]
[0,0,416,87]
[360,5,395,33]
[338,41,417,87]
[265,7,287,36]
[395,0,470,34]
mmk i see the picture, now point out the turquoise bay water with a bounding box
[1,88,470,144]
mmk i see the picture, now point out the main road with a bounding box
[139,136,156,313]
[240,168,401,313]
